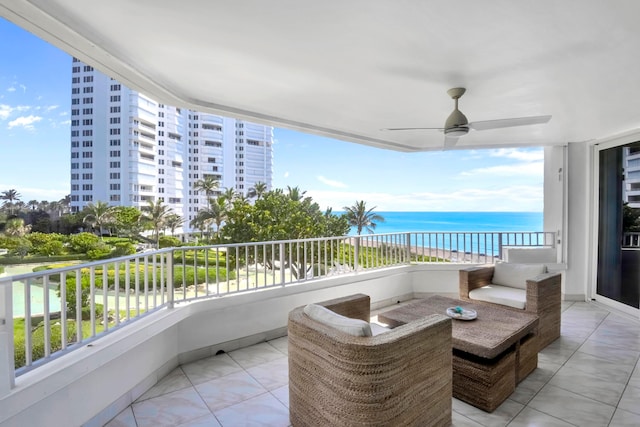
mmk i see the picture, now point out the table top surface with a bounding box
[377,295,539,359]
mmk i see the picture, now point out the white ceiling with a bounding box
[3,0,640,152]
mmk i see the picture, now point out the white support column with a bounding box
[0,278,15,396]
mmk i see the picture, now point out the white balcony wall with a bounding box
[0,264,468,427]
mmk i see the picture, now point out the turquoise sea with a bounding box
[350,211,543,235]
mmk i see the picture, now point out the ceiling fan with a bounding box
[382,88,551,148]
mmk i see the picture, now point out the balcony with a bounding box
[2,228,637,426]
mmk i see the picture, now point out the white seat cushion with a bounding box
[468,285,527,310]
[492,262,547,290]
[304,303,373,336]
[370,322,391,336]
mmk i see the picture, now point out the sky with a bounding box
[0,18,543,212]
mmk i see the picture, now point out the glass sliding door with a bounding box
[596,143,640,309]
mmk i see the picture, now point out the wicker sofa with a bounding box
[288,294,452,427]
[459,263,561,350]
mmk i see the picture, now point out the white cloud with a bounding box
[459,161,543,177]
[283,171,289,178]
[317,175,348,188]
[8,115,42,130]
[0,104,11,120]
[59,119,71,126]
[489,148,543,162]
[59,111,68,116]
[46,105,59,111]
[6,86,15,92]
[307,185,542,212]
[19,84,26,93]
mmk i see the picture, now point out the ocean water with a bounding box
[350,211,543,234]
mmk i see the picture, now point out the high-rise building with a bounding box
[69,58,273,231]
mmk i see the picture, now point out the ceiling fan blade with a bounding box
[381,127,443,131]
[444,135,459,148]
[469,115,551,131]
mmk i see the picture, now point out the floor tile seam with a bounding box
[189,379,226,425]
[451,409,487,426]
[506,405,582,427]
[266,340,288,356]
[578,338,640,362]
[610,358,640,413]
[211,389,287,416]
[541,380,619,409]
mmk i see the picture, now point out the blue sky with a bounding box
[0,18,543,212]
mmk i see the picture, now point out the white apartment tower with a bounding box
[69,58,274,231]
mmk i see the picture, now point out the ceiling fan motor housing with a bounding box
[444,108,469,136]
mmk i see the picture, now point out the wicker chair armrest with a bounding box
[459,265,495,298]
[525,272,562,314]
[317,293,370,321]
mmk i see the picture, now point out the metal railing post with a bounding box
[279,243,286,285]
[354,236,360,271]
[405,232,412,263]
[498,233,504,261]
[0,278,15,395]
[166,250,174,309]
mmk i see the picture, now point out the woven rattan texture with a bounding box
[288,294,452,427]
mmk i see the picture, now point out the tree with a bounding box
[247,182,268,199]
[140,199,173,248]
[190,196,227,240]
[221,188,237,205]
[3,218,31,237]
[82,201,115,239]
[623,202,640,232]
[221,188,349,278]
[165,214,184,236]
[111,206,142,237]
[193,176,220,200]
[343,200,385,235]
[27,200,39,211]
[286,186,306,202]
[1,189,21,215]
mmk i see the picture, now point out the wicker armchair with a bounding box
[460,265,561,350]
[288,294,452,427]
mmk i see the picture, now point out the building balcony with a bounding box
[0,232,638,426]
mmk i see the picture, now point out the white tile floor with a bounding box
[105,301,640,427]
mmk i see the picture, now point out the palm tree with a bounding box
[247,182,268,199]
[343,200,385,235]
[287,186,306,202]
[59,195,71,214]
[193,176,220,200]
[165,214,184,236]
[221,188,237,204]
[82,201,115,239]
[140,199,173,248]
[28,200,39,211]
[1,189,21,215]
[190,197,228,240]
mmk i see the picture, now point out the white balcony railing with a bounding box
[0,231,554,387]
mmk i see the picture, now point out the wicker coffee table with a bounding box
[378,295,539,412]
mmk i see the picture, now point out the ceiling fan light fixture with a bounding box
[444,126,469,137]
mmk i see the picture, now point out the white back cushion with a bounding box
[304,303,373,337]
[492,262,547,290]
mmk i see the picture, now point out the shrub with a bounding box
[68,232,100,254]
[86,244,113,260]
[113,242,136,257]
[159,235,181,248]
[60,275,92,319]
[14,321,73,369]
[35,240,65,256]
